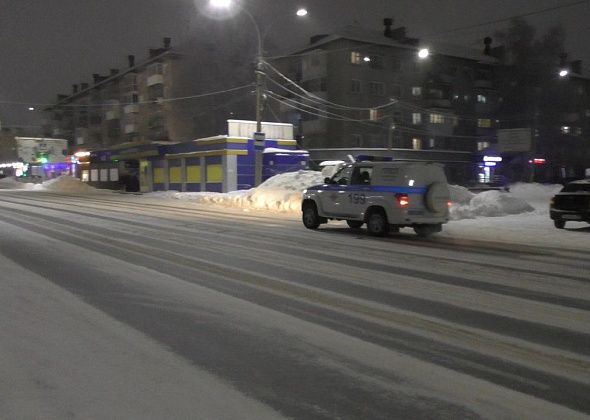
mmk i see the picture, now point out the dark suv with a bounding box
[550,180,590,228]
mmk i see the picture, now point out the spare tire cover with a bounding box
[425,182,450,213]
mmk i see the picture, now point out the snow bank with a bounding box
[509,183,562,213]
[0,177,35,190]
[449,184,534,220]
[34,176,100,193]
[150,170,325,212]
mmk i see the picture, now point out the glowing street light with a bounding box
[559,69,569,77]
[418,48,430,59]
[363,56,371,62]
[210,0,232,8]
[28,107,35,111]
[207,0,307,186]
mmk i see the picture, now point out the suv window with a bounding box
[350,167,373,185]
[332,165,353,185]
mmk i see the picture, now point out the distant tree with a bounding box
[495,17,565,79]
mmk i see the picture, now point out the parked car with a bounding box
[302,161,451,237]
[549,179,590,228]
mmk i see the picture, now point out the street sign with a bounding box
[253,132,266,141]
[497,128,532,153]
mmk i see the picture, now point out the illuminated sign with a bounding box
[533,158,546,165]
[483,156,502,162]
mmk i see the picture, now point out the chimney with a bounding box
[571,60,582,74]
[310,34,329,44]
[559,53,568,67]
[391,26,406,41]
[72,84,79,94]
[384,18,393,38]
[128,55,135,68]
[163,37,171,49]
[81,82,89,90]
[110,68,119,76]
[483,37,492,55]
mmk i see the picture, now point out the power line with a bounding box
[0,83,255,109]
[420,0,590,39]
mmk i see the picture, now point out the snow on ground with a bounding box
[4,173,587,249]
[33,176,102,193]
[0,177,35,190]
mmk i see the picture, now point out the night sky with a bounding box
[1,0,588,129]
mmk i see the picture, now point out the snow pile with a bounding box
[508,183,562,213]
[151,170,325,212]
[0,177,35,190]
[449,184,534,220]
[34,176,99,193]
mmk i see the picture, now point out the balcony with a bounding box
[105,110,119,120]
[124,124,138,134]
[124,104,139,114]
[425,98,452,108]
[147,74,164,86]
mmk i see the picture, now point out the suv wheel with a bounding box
[366,209,389,236]
[302,202,321,229]
[554,220,566,229]
[346,220,364,229]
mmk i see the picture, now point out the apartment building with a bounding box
[271,20,500,154]
[46,38,185,149]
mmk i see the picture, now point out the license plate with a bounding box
[563,214,581,220]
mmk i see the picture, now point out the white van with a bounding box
[302,161,451,237]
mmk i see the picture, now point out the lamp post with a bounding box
[208,1,307,185]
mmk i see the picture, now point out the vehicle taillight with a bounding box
[395,193,409,207]
[447,201,452,208]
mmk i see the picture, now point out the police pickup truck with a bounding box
[302,161,451,237]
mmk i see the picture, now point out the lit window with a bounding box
[430,113,444,124]
[350,79,362,94]
[369,82,385,96]
[477,118,491,128]
[412,138,422,150]
[412,87,422,96]
[350,51,362,65]
[477,94,487,103]
[561,126,570,134]
[412,113,422,125]
[477,141,490,151]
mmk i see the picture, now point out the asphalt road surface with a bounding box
[1,190,589,419]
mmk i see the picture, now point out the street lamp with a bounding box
[559,69,569,78]
[418,48,430,59]
[208,0,307,185]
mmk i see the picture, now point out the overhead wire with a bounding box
[0,83,255,109]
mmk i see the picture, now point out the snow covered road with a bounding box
[0,189,589,419]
